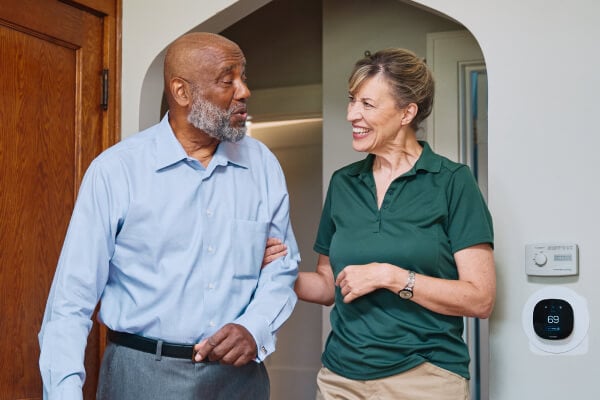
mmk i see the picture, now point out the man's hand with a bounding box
[262,237,287,267]
[193,323,257,366]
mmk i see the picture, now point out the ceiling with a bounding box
[221,0,322,90]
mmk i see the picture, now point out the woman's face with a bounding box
[346,75,405,154]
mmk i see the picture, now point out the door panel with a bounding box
[0,1,119,398]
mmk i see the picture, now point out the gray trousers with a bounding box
[97,342,270,400]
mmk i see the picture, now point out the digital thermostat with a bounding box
[533,299,574,340]
[522,286,589,355]
[525,243,578,276]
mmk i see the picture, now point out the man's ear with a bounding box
[402,103,419,126]
[170,77,192,107]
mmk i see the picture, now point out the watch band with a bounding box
[398,270,415,299]
[405,270,415,289]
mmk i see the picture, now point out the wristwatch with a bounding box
[398,270,415,299]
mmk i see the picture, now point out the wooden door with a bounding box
[0,0,120,398]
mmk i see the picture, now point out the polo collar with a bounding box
[414,141,442,173]
[348,140,442,178]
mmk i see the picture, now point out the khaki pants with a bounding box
[316,363,469,400]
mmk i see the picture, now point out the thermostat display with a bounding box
[533,299,574,340]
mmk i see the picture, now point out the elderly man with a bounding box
[39,32,299,400]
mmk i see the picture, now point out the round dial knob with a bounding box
[534,253,547,266]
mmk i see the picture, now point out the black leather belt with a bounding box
[108,329,195,360]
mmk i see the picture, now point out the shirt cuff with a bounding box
[234,314,274,362]
[46,376,83,400]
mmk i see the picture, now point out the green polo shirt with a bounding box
[314,141,493,380]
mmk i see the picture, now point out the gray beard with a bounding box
[187,94,246,143]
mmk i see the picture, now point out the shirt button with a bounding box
[206,209,213,216]
[260,346,267,354]
[207,283,215,290]
[209,321,216,327]
[207,245,215,253]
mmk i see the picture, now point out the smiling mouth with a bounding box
[352,127,370,137]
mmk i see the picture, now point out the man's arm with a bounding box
[38,161,115,399]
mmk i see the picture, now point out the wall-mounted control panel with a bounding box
[522,286,589,355]
[525,243,578,276]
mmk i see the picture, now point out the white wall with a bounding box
[122,0,600,399]
[408,1,600,399]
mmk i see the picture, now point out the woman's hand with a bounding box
[336,262,393,303]
[262,238,288,268]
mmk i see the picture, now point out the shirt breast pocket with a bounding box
[230,219,269,279]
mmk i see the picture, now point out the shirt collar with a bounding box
[154,114,189,171]
[212,138,250,170]
[154,113,249,171]
[347,140,442,177]
[413,141,442,173]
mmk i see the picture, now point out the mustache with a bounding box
[230,105,247,115]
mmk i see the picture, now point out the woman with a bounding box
[293,48,495,400]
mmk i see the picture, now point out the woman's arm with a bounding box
[263,240,335,306]
[295,254,336,306]
[407,243,496,318]
[336,243,496,318]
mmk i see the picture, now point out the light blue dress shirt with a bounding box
[38,115,300,399]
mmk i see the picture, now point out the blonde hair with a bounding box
[348,48,434,130]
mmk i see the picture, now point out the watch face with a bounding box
[398,288,413,299]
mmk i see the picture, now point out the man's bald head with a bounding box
[162,32,250,143]
[164,32,243,85]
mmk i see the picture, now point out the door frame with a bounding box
[69,0,122,151]
[67,0,122,364]
[426,30,489,400]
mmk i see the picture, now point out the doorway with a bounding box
[135,1,487,398]
[248,118,323,400]
[427,29,489,400]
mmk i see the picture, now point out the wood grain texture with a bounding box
[0,0,120,398]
